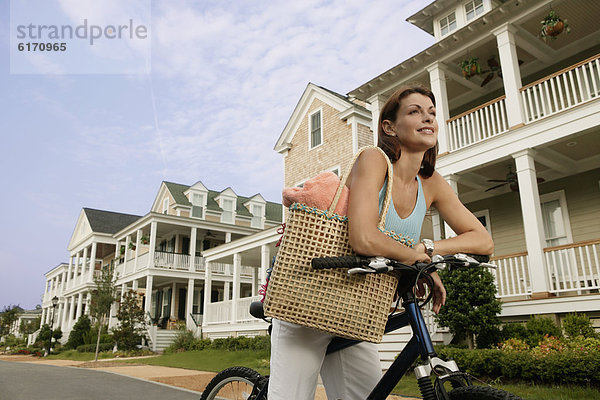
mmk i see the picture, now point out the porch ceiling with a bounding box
[453,127,600,203]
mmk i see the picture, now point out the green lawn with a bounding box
[50,349,600,399]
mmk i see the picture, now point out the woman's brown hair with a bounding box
[377,83,438,178]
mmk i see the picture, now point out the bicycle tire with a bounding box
[200,366,266,400]
[448,385,523,400]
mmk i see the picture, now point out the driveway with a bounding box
[0,360,200,400]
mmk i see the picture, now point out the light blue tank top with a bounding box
[378,174,426,248]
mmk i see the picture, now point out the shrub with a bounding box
[66,315,91,349]
[562,313,597,339]
[501,322,528,341]
[476,326,502,349]
[76,343,114,353]
[498,338,529,352]
[166,330,200,353]
[166,335,271,353]
[436,345,600,385]
[524,316,562,347]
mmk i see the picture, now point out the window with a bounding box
[473,210,492,237]
[309,110,322,149]
[221,198,235,223]
[465,0,484,21]
[251,204,264,228]
[191,193,204,219]
[540,191,572,247]
[162,198,169,214]
[440,12,457,36]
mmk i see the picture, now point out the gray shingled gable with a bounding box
[83,208,141,234]
[314,83,370,114]
[162,181,282,222]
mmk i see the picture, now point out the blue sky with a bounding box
[0,0,434,309]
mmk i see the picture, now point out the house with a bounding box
[39,182,282,350]
[201,0,600,369]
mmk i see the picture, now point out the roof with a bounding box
[163,181,283,222]
[83,208,142,234]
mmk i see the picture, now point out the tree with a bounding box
[36,324,63,349]
[435,267,502,349]
[66,314,91,349]
[19,316,42,335]
[0,305,22,337]
[112,290,146,350]
[88,264,117,361]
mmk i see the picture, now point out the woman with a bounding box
[268,84,493,400]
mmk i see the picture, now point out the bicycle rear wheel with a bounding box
[448,385,522,399]
[200,366,266,400]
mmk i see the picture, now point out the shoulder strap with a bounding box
[327,146,393,230]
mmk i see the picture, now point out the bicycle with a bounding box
[200,253,522,400]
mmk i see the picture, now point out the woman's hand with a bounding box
[415,272,446,314]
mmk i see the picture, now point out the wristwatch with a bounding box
[421,239,435,257]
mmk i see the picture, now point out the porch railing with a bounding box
[545,239,600,295]
[446,95,508,151]
[154,251,190,271]
[236,296,261,323]
[521,53,600,123]
[490,252,532,298]
[205,300,232,324]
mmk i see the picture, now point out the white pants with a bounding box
[268,319,382,400]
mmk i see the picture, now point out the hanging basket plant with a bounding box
[119,245,125,255]
[540,10,570,40]
[459,57,480,79]
[140,235,150,245]
[128,242,136,251]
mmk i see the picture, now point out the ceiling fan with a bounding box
[485,166,545,192]
[480,56,524,87]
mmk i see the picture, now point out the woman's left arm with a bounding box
[424,172,494,256]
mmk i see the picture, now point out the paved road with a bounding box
[0,360,200,400]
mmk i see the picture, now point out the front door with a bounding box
[178,288,186,320]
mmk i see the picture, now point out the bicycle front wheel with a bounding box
[200,366,266,400]
[448,385,523,399]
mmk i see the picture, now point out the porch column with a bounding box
[84,295,91,315]
[114,241,121,259]
[203,262,213,323]
[493,23,525,128]
[260,245,270,285]
[74,252,81,283]
[252,268,259,295]
[512,149,550,296]
[186,278,195,329]
[124,236,131,273]
[431,210,443,241]
[66,255,73,288]
[189,227,197,272]
[121,283,127,301]
[57,301,65,330]
[231,253,241,324]
[443,174,460,238]
[62,297,69,327]
[108,301,117,329]
[81,247,88,284]
[149,221,157,267]
[170,282,177,318]
[224,282,230,301]
[68,295,76,327]
[144,275,154,315]
[134,229,142,272]
[132,279,139,291]
[87,242,97,282]
[368,94,387,145]
[40,308,46,328]
[225,232,232,243]
[427,62,450,154]
[75,292,83,321]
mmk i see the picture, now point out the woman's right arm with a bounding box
[346,148,430,265]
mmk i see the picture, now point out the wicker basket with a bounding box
[264,146,399,343]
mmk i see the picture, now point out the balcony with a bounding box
[447,53,600,152]
[492,239,600,300]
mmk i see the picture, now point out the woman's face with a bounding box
[385,93,438,152]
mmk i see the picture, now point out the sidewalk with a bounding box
[0,355,420,399]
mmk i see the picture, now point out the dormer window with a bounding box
[221,198,235,223]
[250,204,265,228]
[440,12,456,36]
[191,193,205,219]
[309,109,322,149]
[465,0,483,21]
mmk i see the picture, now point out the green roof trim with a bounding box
[162,181,282,223]
[83,208,141,234]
